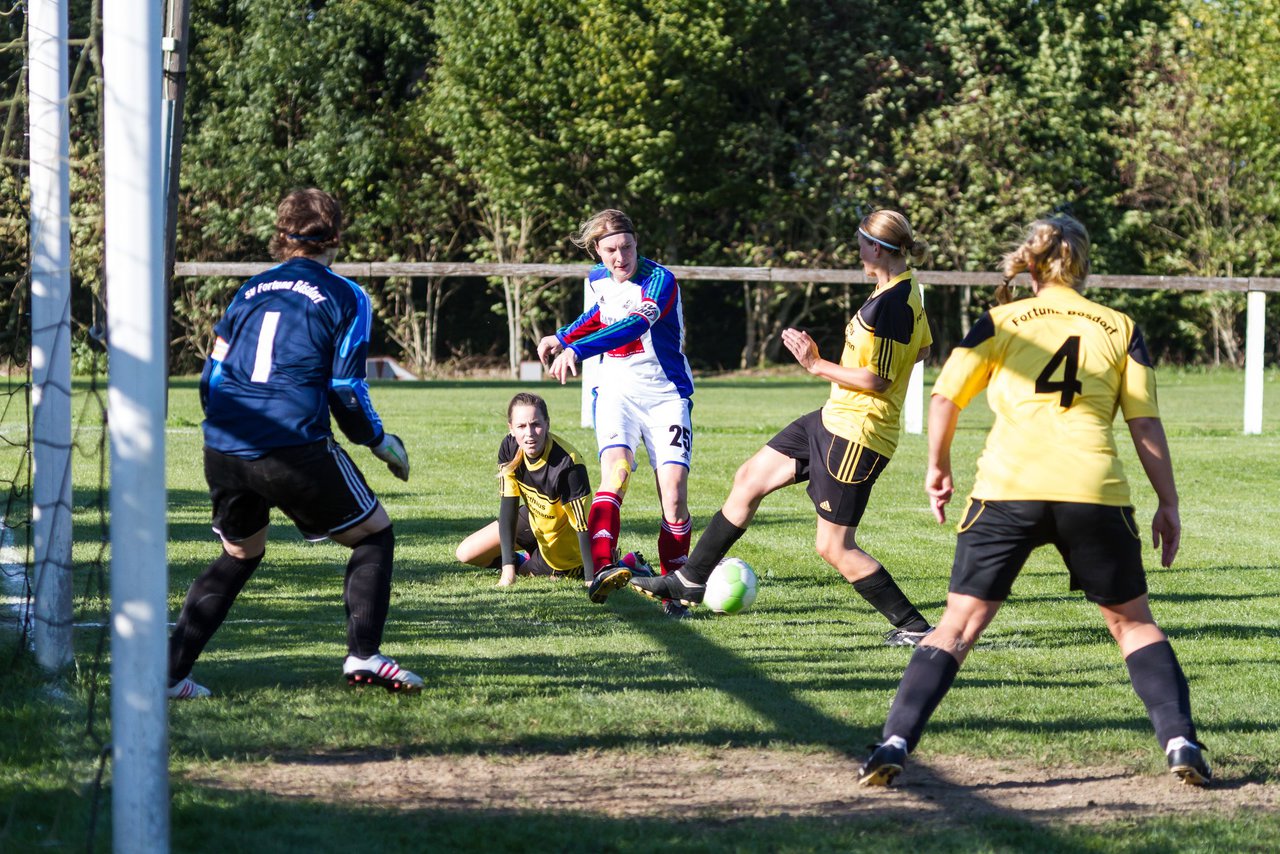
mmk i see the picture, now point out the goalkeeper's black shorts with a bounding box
[205,437,378,542]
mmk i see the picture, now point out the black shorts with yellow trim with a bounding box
[205,437,379,543]
[513,506,582,579]
[766,409,889,527]
[950,499,1147,605]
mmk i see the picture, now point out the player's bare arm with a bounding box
[926,394,961,523]
[548,347,580,384]
[1127,416,1181,567]
[537,335,563,366]
[781,327,890,393]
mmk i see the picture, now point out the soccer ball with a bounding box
[703,557,758,614]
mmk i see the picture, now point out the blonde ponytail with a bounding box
[1000,216,1090,295]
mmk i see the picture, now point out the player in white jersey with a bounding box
[538,209,694,615]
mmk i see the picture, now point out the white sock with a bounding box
[1165,736,1193,754]
[885,735,909,752]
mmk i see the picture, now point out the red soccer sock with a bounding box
[658,517,692,576]
[588,491,622,571]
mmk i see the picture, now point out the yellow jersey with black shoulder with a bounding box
[821,270,932,457]
[499,432,592,572]
[932,285,1160,505]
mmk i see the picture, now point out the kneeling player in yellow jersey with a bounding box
[859,216,1209,788]
[456,393,597,595]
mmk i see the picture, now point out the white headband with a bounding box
[858,227,901,252]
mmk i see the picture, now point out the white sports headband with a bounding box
[858,227,900,252]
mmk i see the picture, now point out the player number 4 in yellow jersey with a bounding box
[1035,336,1084,407]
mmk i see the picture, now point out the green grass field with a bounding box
[3,369,1279,851]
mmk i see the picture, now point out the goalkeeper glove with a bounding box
[371,433,410,481]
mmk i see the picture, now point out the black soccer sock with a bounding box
[344,526,395,658]
[1125,640,1198,748]
[682,510,748,585]
[852,567,930,632]
[168,549,263,683]
[884,645,962,751]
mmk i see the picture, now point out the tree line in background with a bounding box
[3,0,1278,375]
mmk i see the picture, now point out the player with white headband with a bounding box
[634,210,936,646]
[538,209,695,616]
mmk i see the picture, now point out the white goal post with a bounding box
[29,0,75,672]
[104,1,171,851]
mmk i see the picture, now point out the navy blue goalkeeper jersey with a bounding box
[200,257,385,457]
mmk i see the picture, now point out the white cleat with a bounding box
[167,676,212,700]
[343,653,424,693]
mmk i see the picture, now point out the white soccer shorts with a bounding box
[592,387,692,470]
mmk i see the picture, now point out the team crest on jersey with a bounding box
[845,316,862,347]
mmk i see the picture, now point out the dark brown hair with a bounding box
[268,188,343,260]
[507,391,549,424]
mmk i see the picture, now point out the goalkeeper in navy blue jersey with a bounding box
[167,188,422,699]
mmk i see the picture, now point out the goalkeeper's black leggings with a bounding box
[168,548,263,683]
[169,525,396,680]
[344,526,395,657]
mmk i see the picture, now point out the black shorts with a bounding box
[512,506,581,579]
[950,499,1147,605]
[766,409,890,527]
[205,438,379,542]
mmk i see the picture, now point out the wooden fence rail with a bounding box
[175,261,1280,293]
[174,262,1272,434]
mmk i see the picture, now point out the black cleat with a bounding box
[883,627,934,648]
[587,564,632,604]
[630,571,704,606]
[662,600,692,619]
[1167,742,1212,786]
[858,742,907,787]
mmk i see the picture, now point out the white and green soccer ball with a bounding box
[703,557,758,614]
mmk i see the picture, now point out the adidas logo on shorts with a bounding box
[820,500,833,511]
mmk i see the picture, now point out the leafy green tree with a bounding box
[721,0,937,365]
[177,0,458,369]
[1110,0,1280,363]
[125,0,1280,371]
[888,0,1177,352]
[427,0,812,371]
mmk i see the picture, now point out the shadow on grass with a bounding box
[153,778,1280,854]
[0,788,915,852]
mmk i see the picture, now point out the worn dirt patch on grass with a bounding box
[188,748,1277,826]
